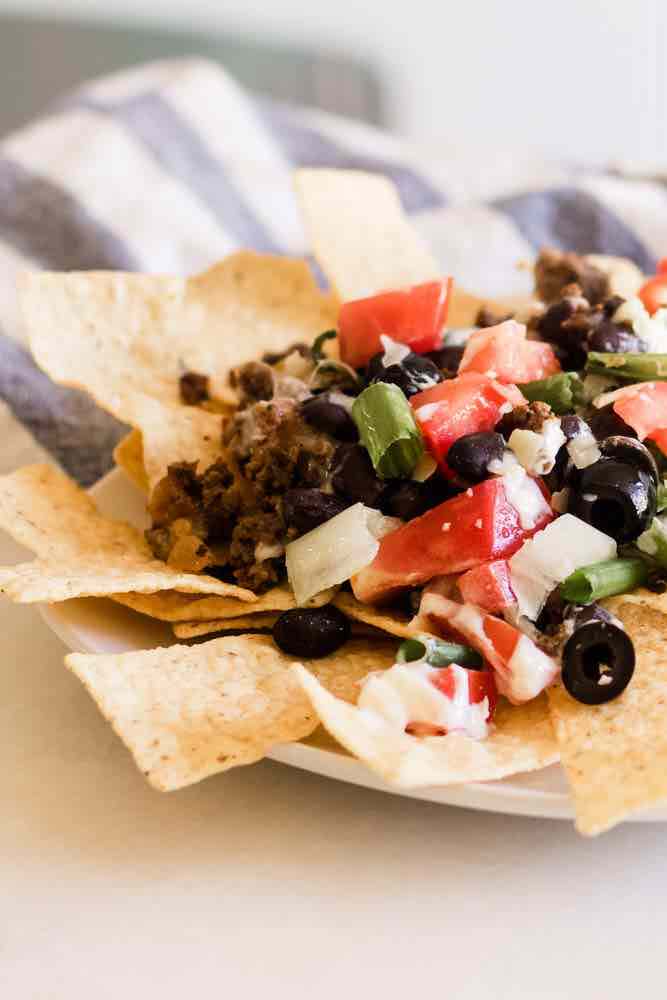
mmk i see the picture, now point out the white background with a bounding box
[1,0,666,164]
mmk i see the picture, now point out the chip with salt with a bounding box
[0,464,254,603]
[294,665,558,787]
[112,582,338,622]
[547,600,667,835]
[66,635,396,790]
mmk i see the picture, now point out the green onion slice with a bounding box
[397,635,483,669]
[352,382,424,479]
[312,329,337,361]
[560,557,649,604]
[657,482,667,513]
[638,516,667,569]
[518,372,584,415]
[585,352,667,382]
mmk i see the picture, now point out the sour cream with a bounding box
[358,661,489,740]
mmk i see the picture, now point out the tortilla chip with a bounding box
[20,252,336,483]
[21,252,335,410]
[174,613,281,638]
[66,635,396,789]
[294,168,529,328]
[66,635,318,790]
[112,582,337,622]
[332,591,413,638]
[605,586,667,619]
[172,615,390,641]
[113,430,148,493]
[295,666,558,787]
[0,464,254,603]
[547,600,667,835]
[119,394,224,490]
[295,169,440,301]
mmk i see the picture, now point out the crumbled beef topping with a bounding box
[496,400,553,438]
[179,371,210,406]
[146,390,336,590]
[534,248,609,306]
[230,361,275,407]
[475,306,514,328]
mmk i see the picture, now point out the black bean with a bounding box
[300,393,358,441]
[447,432,505,483]
[380,476,459,520]
[588,319,646,354]
[366,351,443,397]
[332,444,385,506]
[284,489,351,535]
[424,344,465,374]
[272,605,351,658]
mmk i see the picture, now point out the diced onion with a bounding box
[508,514,617,620]
[286,503,400,605]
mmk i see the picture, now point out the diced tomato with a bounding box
[458,560,516,613]
[431,665,498,720]
[338,279,453,368]
[351,477,552,604]
[419,593,559,704]
[639,258,667,316]
[458,320,561,384]
[411,372,525,474]
[602,382,667,454]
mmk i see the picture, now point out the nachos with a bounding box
[4,168,667,835]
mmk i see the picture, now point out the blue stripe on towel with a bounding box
[0,329,126,486]
[78,93,282,254]
[258,99,445,215]
[0,157,139,271]
[493,187,656,273]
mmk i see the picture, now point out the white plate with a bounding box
[40,468,667,823]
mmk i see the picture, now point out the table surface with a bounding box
[1,445,665,999]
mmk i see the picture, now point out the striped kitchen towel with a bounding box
[1,58,665,484]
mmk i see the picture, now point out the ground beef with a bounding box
[230,361,274,407]
[146,395,336,591]
[229,504,286,591]
[534,248,609,306]
[147,462,206,533]
[179,371,210,406]
[475,306,514,328]
[496,400,553,438]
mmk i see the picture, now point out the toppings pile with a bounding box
[143,247,667,742]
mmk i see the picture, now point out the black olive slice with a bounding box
[598,436,659,486]
[562,620,635,705]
